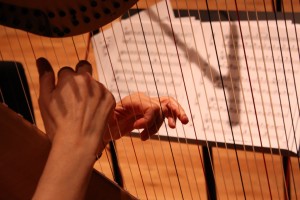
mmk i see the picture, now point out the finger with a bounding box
[167,115,177,128]
[57,67,75,83]
[140,117,163,141]
[76,60,93,75]
[36,57,55,99]
[133,108,158,129]
[165,99,189,124]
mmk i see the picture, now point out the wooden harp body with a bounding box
[0,103,136,200]
[0,0,299,199]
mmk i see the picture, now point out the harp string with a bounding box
[234,0,290,197]
[71,37,80,60]
[214,0,257,197]
[94,26,146,195]
[107,22,161,199]
[14,27,119,194]
[190,1,240,198]
[18,31,39,123]
[0,88,4,103]
[213,1,254,196]
[121,4,174,197]
[115,14,177,198]
[223,0,265,197]
[164,0,239,197]
[155,4,209,197]
[1,1,299,199]
[109,12,187,197]
[68,34,118,180]
[124,7,182,198]
[91,32,137,194]
[80,33,115,184]
[163,0,236,198]
[290,0,300,98]
[270,0,299,164]
[101,28,150,199]
[281,0,300,167]
[69,34,118,180]
[91,32,140,196]
[260,2,296,195]
[231,1,279,197]
[50,38,62,68]
[147,2,198,198]
[2,27,36,125]
[146,1,210,198]
[161,2,220,199]
[150,1,208,199]
[49,30,123,193]
[264,2,299,198]
[278,0,300,163]
[84,34,92,60]
[205,0,250,197]
[281,0,300,124]
[232,0,276,197]
[115,2,197,198]
[251,0,299,198]
[141,1,202,198]
[137,2,184,198]
[241,0,284,197]
[267,3,300,196]
[245,0,287,196]
[143,1,203,199]
[286,0,300,196]
[68,33,123,187]
[166,0,229,199]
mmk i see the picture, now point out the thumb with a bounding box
[36,57,55,100]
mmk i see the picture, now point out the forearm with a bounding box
[33,138,96,200]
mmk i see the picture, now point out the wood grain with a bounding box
[0,0,299,199]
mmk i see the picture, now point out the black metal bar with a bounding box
[276,0,282,12]
[203,146,216,200]
[283,156,291,200]
[0,61,35,123]
[109,141,124,187]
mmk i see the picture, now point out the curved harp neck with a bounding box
[0,0,138,37]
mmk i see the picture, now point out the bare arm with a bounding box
[33,58,189,200]
[33,58,115,200]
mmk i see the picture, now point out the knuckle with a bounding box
[107,92,116,108]
[58,66,74,76]
[79,72,90,81]
[97,83,115,108]
[38,97,44,106]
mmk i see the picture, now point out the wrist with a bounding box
[51,134,98,167]
[34,138,95,200]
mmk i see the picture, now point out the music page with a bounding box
[93,3,300,155]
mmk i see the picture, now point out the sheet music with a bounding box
[93,2,300,155]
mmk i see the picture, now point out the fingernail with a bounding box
[171,118,176,125]
[77,60,91,66]
[36,57,52,76]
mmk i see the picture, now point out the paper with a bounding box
[93,1,300,155]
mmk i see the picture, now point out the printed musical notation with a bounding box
[93,1,300,155]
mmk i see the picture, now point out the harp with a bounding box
[0,0,299,199]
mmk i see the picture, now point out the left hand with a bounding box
[37,58,116,155]
[105,92,189,142]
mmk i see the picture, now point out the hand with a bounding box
[37,57,115,156]
[106,92,189,141]
[35,58,116,199]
